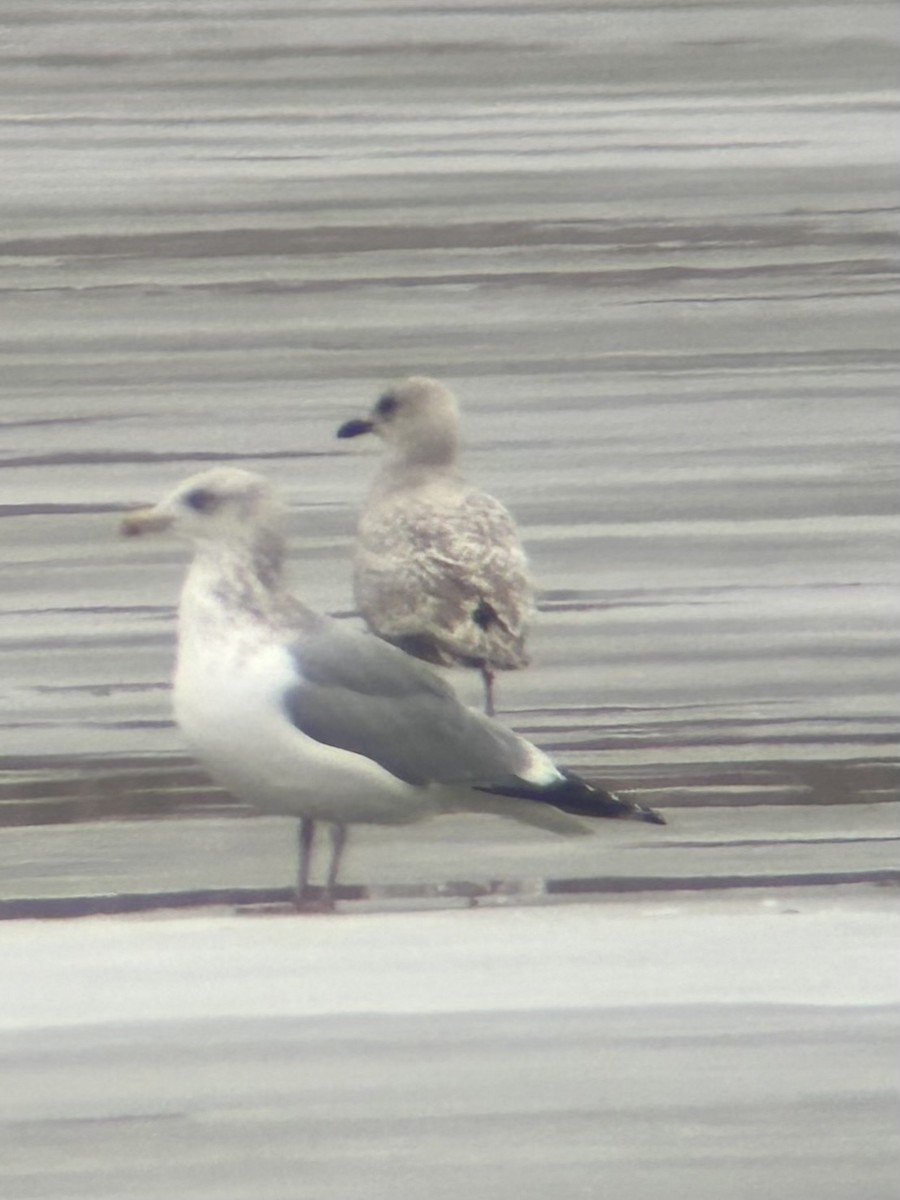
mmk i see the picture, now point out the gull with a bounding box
[337,376,532,716]
[121,467,663,909]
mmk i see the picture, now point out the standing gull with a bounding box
[337,376,532,716]
[121,468,663,909]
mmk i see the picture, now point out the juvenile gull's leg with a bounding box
[481,666,496,717]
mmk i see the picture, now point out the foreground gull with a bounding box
[121,467,663,909]
[338,376,533,716]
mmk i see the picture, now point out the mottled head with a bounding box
[120,468,286,566]
[337,376,460,467]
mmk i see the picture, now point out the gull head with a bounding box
[120,467,285,549]
[337,376,460,466]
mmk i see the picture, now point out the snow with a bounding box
[1,894,898,1200]
[0,893,897,1032]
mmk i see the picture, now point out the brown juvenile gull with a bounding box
[337,376,532,717]
[121,467,663,910]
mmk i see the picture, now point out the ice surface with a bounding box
[1,896,898,1200]
[1,894,897,1031]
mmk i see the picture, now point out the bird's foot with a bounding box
[294,888,338,914]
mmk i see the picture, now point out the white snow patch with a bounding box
[0,894,897,1031]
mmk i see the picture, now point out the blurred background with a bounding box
[0,0,897,895]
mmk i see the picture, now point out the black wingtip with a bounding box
[477,770,666,826]
[542,770,665,824]
[632,802,667,826]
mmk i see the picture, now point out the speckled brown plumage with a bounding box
[338,377,534,714]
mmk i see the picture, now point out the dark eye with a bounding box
[376,393,398,417]
[184,487,218,512]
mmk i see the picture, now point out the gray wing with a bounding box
[283,616,535,787]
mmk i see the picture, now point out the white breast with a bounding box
[173,608,437,827]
